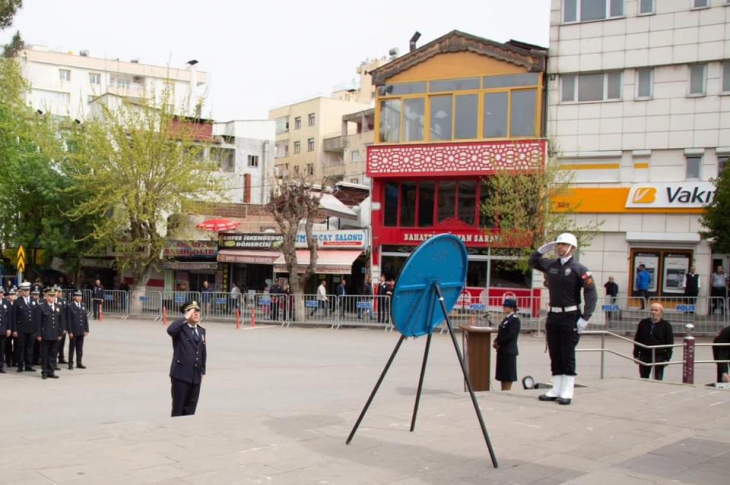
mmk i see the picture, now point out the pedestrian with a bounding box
[337,278,347,317]
[604,276,618,321]
[34,287,63,380]
[358,277,374,320]
[635,264,651,310]
[633,303,674,381]
[13,282,37,373]
[200,280,213,316]
[493,299,521,391]
[92,279,104,320]
[230,282,241,313]
[66,289,89,370]
[710,266,727,316]
[283,283,294,321]
[713,325,730,384]
[0,289,10,374]
[310,281,328,318]
[269,279,282,321]
[682,266,700,312]
[168,300,207,417]
[120,280,130,313]
[528,233,597,405]
[377,275,390,323]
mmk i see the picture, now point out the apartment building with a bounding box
[547,0,729,309]
[322,108,375,185]
[17,45,206,119]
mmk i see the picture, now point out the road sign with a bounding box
[17,245,25,272]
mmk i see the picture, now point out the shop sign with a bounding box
[219,233,284,250]
[80,257,115,269]
[402,232,502,245]
[163,262,219,270]
[295,230,366,249]
[626,182,715,209]
[163,240,217,258]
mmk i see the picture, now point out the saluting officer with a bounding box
[0,289,11,373]
[34,287,64,379]
[528,233,597,405]
[66,289,89,370]
[13,282,37,373]
[168,300,207,417]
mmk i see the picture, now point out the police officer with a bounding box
[5,287,17,368]
[34,287,64,379]
[30,288,41,366]
[528,233,597,405]
[54,286,69,366]
[168,300,207,417]
[13,282,37,373]
[66,289,89,370]
[0,289,11,374]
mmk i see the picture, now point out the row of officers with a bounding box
[0,283,90,379]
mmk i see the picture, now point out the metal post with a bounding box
[683,323,695,385]
[410,333,432,432]
[600,332,605,379]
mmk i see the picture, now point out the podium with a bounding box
[460,325,498,392]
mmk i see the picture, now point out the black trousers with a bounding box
[93,300,101,319]
[171,377,201,417]
[545,311,580,376]
[56,333,66,362]
[16,332,35,368]
[710,287,727,315]
[377,299,390,323]
[0,334,5,369]
[40,339,59,376]
[69,336,84,364]
[639,291,649,309]
[713,347,729,383]
[638,354,669,380]
[4,336,12,365]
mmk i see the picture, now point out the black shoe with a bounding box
[42,373,47,380]
[557,398,572,405]
[25,367,36,372]
[68,363,73,370]
[0,368,6,374]
[48,374,59,379]
[538,394,558,402]
[77,364,86,369]
[58,359,67,364]
[16,367,23,373]
[54,366,61,371]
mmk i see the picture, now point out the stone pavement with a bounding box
[0,318,728,484]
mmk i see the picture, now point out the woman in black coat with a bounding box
[493,299,521,391]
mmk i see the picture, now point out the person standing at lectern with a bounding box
[493,299,521,391]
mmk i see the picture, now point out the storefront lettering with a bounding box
[403,233,500,244]
[666,186,714,204]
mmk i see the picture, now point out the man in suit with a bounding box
[92,280,104,320]
[53,286,69,366]
[13,282,37,373]
[377,276,390,323]
[66,289,89,370]
[167,300,207,417]
[336,278,347,317]
[0,289,11,373]
[34,287,64,379]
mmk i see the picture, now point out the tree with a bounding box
[700,169,730,253]
[61,91,224,308]
[3,30,23,58]
[0,0,22,30]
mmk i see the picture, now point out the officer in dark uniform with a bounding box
[30,288,41,366]
[493,299,521,391]
[168,300,207,417]
[66,289,89,370]
[54,286,69,366]
[34,287,64,379]
[13,282,37,373]
[5,287,17,367]
[0,289,11,373]
[528,233,597,405]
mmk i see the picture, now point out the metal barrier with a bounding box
[648,297,729,335]
[162,291,201,316]
[202,292,237,321]
[131,291,163,320]
[330,295,393,330]
[100,290,129,318]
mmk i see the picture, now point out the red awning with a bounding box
[217,250,281,265]
[273,250,363,274]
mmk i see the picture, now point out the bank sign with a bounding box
[626,182,715,209]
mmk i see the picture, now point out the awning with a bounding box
[319,193,358,221]
[217,250,281,264]
[274,249,363,274]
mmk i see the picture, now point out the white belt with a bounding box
[550,305,578,313]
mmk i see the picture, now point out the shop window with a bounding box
[430,95,453,141]
[483,92,508,138]
[384,182,399,226]
[479,182,494,228]
[490,260,531,289]
[380,99,401,143]
[457,181,477,226]
[418,182,435,227]
[510,90,537,137]
[437,181,457,223]
[403,98,425,141]
[467,260,488,287]
[399,182,417,227]
[455,94,478,139]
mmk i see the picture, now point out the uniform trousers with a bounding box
[69,336,84,364]
[4,337,14,366]
[0,335,5,369]
[40,340,59,376]
[545,311,581,376]
[171,377,201,417]
[16,332,36,368]
[56,334,66,362]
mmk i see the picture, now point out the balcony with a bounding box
[323,132,346,152]
[108,82,146,98]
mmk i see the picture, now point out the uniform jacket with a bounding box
[495,313,521,356]
[167,318,207,384]
[633,318,674,360]
[13,296,36,333]
[33,301,64,341]
[66,300,90,336]
[528,251,598,320]
[0,299,11,334]
[56,298,69,332]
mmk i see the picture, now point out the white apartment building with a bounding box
[547,0,730,310]
[212,120,276,205]
[17,45,206,119]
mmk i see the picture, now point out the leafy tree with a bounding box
[0,0,22,30]
[62,91,224,306]
[3,30,23,58]
[700,169,730,253]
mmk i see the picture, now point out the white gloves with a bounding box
[538,242,556,254]
[576,318,588,333]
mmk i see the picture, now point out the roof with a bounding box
[370,30,547,86]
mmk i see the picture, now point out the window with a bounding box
[351,150,360,162]
[564,0,624,23]
[247,155,259,167]
[294,117,301,130]
[382,180,481,228]
[380,99,401,143]
[306,163,314,176]
[457,181,477,226]
[638,0,654,14]
[378,82,427,96]
[400,182,417,227]
[308,113,315,126]
[719,155,729,174]
[636,69,653,99]
[455,94,478,139]
[89,73,101,85]
[692,0,709,8]
[723,62,730,93]
[59,69,71,82]
[561,72,622,102]
[418,182,435,227]
[438,181,457,223]
[275,117,289,135]
[384,182,399,226]
[350,178,359,184]
[294,141,301,154]
[510,90,537,137]
[243,174,251,203]
[294,165,300,175]
[689,65,706,96]
[403,98,425,141]
[479,182,494,228]
[307,138,314,151]
[430,96,453,141]
[686,156,701,179]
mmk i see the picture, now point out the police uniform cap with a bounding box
[0,288,4,295]
[43,287,57,296]
[31,288,40,295]
[73,289,83,297]
[502,298,518,309]
[181,300,201,314]
[19,282,31,290]
[8,288,16,295]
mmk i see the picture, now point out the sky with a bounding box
[1,0,551,121]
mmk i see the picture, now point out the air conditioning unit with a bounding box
[133,76,143,83]
[80,50,89,57]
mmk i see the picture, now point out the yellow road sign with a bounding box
[17,245,25,261]
[17,258,25,272]
[16,245,26,272]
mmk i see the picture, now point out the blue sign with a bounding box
[677,305,695,313]
[470,304,486,311]
[174,296,185,304]
[356,302,371,309]
[602,305,620,312]
[104,294,114,301]
[139,296,148,302]
[258,299,271,305]
[215,298,227,305]
[305,300,319,308]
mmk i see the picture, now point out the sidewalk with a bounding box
[0,318,728,484]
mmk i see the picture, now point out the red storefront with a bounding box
[367,31,548,309]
